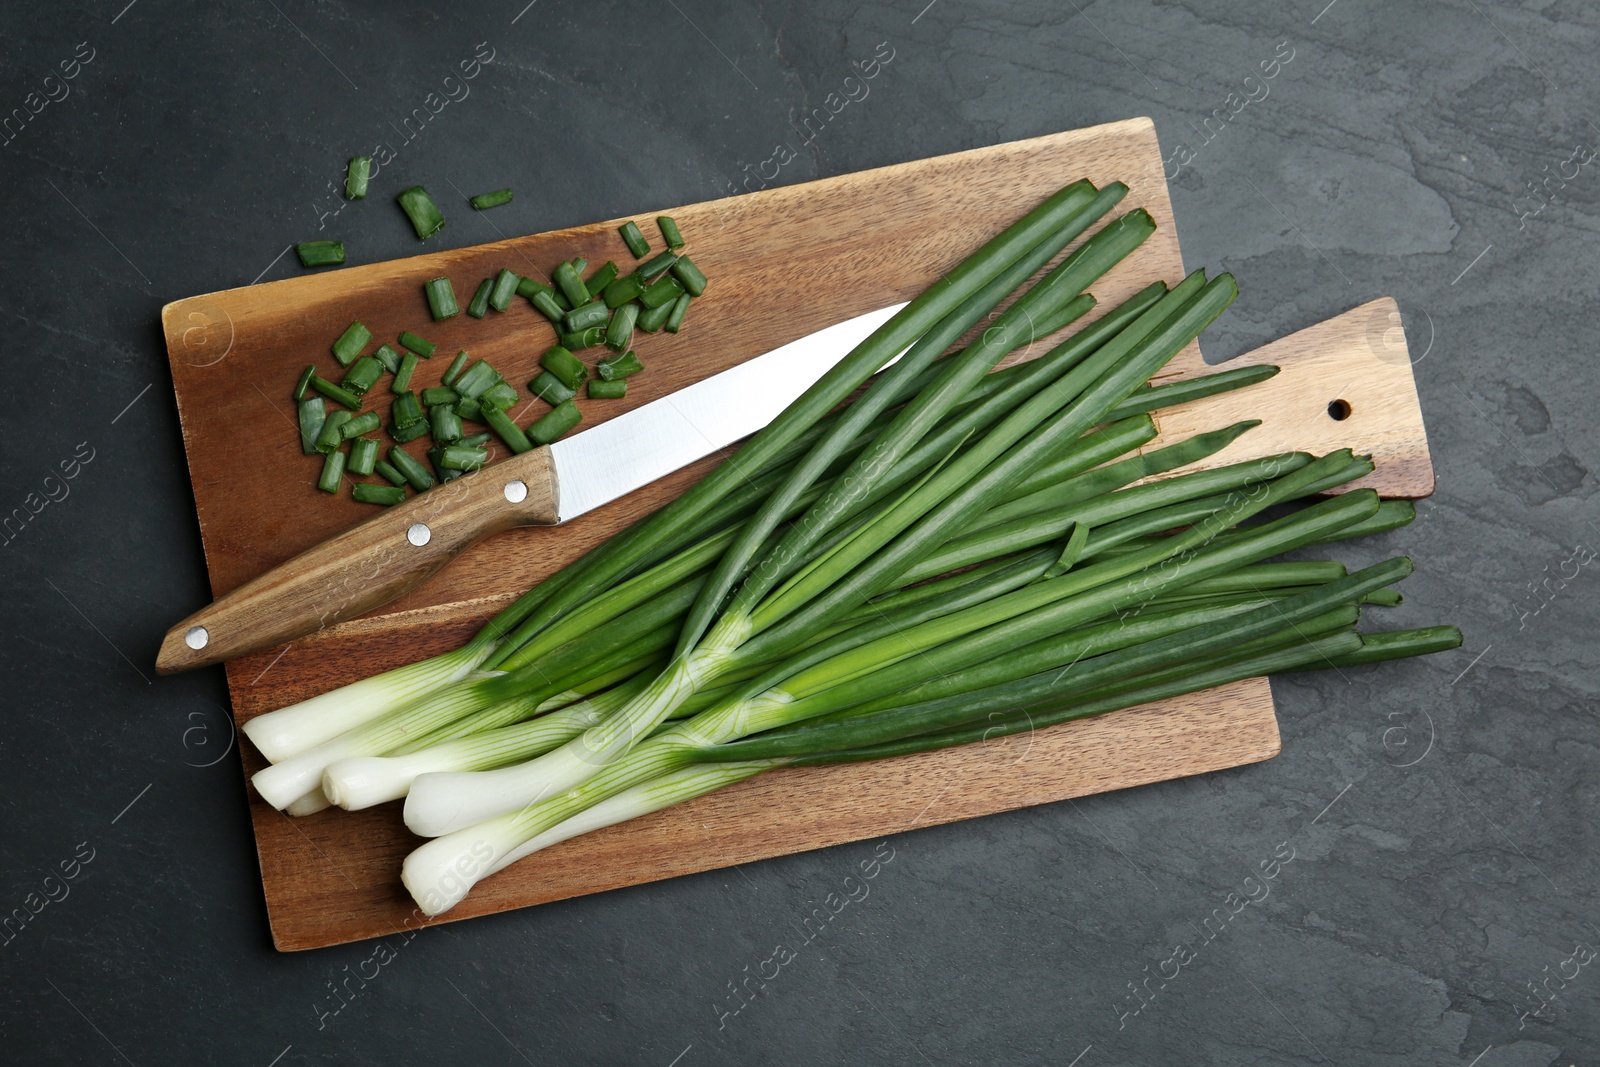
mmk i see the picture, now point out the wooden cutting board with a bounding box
[160,118,1432,951]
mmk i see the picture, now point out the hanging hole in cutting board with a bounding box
[1327,399,1353,421]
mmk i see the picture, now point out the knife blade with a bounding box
[155,302,907,674]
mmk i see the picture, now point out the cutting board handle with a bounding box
[1154,297,1434,498]
[155,448,560,674]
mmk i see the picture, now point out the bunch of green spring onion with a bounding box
[239,179,1460,916]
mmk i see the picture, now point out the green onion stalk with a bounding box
[398,446,1369,837]
[464,219,1232,808]
[234,182,1460,921]
[251,285,1281,810]
[402,550,1459,914]
[261,354,1094,810]
[249,185,1160,809]
[272,263,1256,812]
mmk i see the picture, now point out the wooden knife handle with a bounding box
[155,448,560,674]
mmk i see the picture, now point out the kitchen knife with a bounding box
[155,303,906,674]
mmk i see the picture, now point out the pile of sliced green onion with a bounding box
[244,179,1461,915]
[290,214,699,506]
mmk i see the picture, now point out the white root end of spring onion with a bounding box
[252,731,383,810]
[254,672,515,810]
[402,762,774,916]
[403,744,599,838]
[323,701,612,812]
[284,785,333,816]
[401,815,530,917]
[322,754,442,811]
[241,643,490,763]
[402,656,715,837]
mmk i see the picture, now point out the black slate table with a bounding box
[2,2,1595,1064]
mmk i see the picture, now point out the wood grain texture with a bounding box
[155,446,559,673]
[1147,297,1434,498]
[159,119,1432,951]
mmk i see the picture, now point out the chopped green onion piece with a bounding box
[664,293,691,333]
[570,257,588,276]
[466,277,494,319]
[517,276,555,300]
[315,409,351,453]
[540,345,588,389]
[341,411,381,439]
[297,396,326,454]
[442,350,469,386]
[452,360,502,400]
[393,351,420,393]
[372,344,402,374]
[657,215,684,250]
[671,255,707,297]
[484,404,533,454]
[527,399,581,445]
[470,188,514,210]
[460,431,492,447]
[430,404,463,443]
[563,301,610,332]
[438,444,488,471]
[639,250,677,281]
[397,185,446,239]
[561,326,606,350]
[331,321,371,366]
[428,446,463,484]
[352,482,406,506]
[345,156,371,199]
[596,350,643,381]
[391,418,430,443]
[636,299,673,333]
[398,330,437,358]
[419,386,459,407]
[317,450,346,493]
[585,261,619,299]
[374,459,407,488]
[602,273,645,308]
[424,277,460,320]
[391,390,425,428]
[296,241,345,267]
[529,289,565,323]
[293,363,317,401]
[605,302,638,351]
[341,355,384,396]
[479,380,520,412]
[553,261,588,307]
[529,371,577,405]
[588,379,627,399]
[388,446,435,491]
[489,268,520,312]
[638,274,683,309]
[456,396,482,422]
[619,220,650,258]
[347,435,379,475]
[310,375,363,410]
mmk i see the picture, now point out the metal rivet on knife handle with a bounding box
[407,523,432,547]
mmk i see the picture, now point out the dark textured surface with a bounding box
[1,1,1594,1063]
